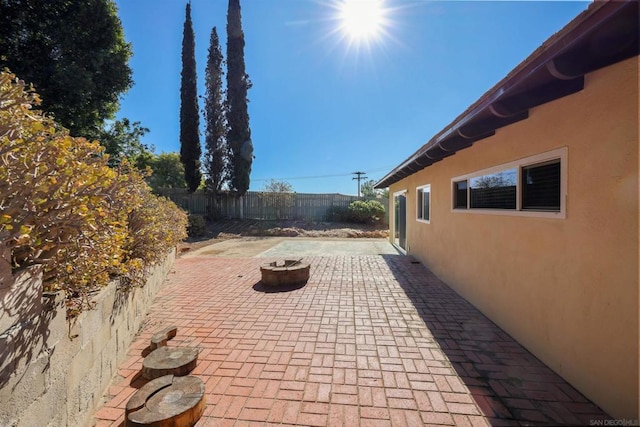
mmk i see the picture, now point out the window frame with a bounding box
[450,147,567,219]
[453,180,468,210]
[416,184,431,224]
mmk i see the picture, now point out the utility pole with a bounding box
[352,171,368,197]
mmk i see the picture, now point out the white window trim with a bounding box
[416,184,431,224]
[451,147,567,219]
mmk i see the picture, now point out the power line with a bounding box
[253,165,395,183]
[252,171,354,182]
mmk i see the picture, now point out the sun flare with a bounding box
[338,0,386,41]
[322,0,398,61]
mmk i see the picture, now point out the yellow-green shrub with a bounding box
[1,71,130,291]
[122,178,187,287]
[0,70,186,315]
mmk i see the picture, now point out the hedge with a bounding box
[0,71,187,315]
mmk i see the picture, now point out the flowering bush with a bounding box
[0,71,186,315]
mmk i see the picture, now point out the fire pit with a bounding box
[260,259,310,287]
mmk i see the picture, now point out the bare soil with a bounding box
[178,219,389,255]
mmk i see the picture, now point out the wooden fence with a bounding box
[155,189,388,222]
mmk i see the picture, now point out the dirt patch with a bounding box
[178,219,389,255]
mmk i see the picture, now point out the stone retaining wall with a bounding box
[0,249,175,427]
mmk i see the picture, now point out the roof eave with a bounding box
[375,0,639,189]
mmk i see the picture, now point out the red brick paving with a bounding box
[94,255,610,426]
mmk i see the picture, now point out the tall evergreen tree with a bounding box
[179,2,202,193]
[226,0,253,195]
[203,27,228,193]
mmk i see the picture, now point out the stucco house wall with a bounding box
[388,56,638,419]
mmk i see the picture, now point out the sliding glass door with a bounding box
[393,191,407,250]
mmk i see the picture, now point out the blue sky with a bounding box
[114,0,589,195]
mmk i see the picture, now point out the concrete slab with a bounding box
[257,238,401,257]
[183,237,285,258]
[183,237,401,258]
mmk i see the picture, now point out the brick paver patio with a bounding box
[94,254,609,426]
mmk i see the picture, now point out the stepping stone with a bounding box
[126,375,205,427]
[150,326,177,350]
[142,346,198,380]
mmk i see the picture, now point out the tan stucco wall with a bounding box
[389,57,639,419]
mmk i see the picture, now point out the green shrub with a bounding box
[325,201,386,224]
[347,200,386,224]
[187,214,208,238]
[0,70,187,315]
[325,205,349,222]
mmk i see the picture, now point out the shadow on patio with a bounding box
[381,254,609,426]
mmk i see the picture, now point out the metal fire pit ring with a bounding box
[260,259,310,287]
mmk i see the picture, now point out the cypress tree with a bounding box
[203,27,228,193]
[226,0,253,195]
[179,2,202,193]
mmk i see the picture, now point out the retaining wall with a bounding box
[0,249,175,427]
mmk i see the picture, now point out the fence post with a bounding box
[239,196,244,219]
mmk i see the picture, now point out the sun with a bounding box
[320,0,397,61]
[338,0,386,41]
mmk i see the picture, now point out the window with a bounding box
[470,168,516,209]
[522,160,561,211]
[451,148,566,218]
[417,184,430,222]
[453,180,468,209]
